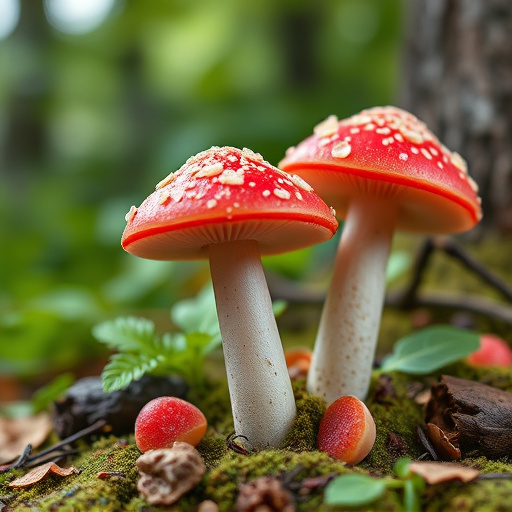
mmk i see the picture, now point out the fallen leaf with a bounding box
[8,462,79,488]
[409,461,480,485]
[426,423,461,461]
[0,413,53,464]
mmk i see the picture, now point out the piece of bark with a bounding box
[425,375,512,460]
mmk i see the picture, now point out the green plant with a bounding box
[93,284,286,393]
[324,458,426,511]
[380,325,480,374]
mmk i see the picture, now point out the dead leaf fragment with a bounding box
[0,413,53,464]
[8,462,79,488]
[409,461,480,485]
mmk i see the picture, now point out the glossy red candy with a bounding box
[135,396,207,453]
[467,334,512,367]
[317,395,376,465]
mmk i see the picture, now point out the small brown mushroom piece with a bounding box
[136,441,205,506]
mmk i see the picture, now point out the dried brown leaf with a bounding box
[0,413,53,464]
[409,461,480,485]
[8,462,79,488]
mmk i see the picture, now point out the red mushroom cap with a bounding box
[122,146,338,260]
[279,106,482,234]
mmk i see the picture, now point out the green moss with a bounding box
[4,362,512,511]
[281,380,327,452]
[364,371,426,472]
[197,432,228,470]
[424,479,512,512]
[206,449,349,512]
[1,436,140,512]
[443,361,512,391]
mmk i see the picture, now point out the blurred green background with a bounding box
[0,0,404,396]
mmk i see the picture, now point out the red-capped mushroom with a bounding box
[122,146,338,449]
[280,106,482,403]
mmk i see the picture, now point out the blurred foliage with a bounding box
[0,0,404,386]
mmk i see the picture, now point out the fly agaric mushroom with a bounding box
[122,146,338,449]
[279,106,482,403]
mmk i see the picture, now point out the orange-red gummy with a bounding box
[135,396,207,453]
[317,395,376,465]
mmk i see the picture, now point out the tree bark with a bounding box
[400,0,512,234]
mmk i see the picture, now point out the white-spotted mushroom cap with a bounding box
[122,146,338,260]
[279,106,482,234]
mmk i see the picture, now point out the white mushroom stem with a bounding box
[209,239,296,450]
[307,197,397,403]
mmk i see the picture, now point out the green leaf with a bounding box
[386,250,412,284]
[403,479,421,512]
[381,325,480,374]
[92,317,159,352]
[31,372,75,413]
[171,284,220,338]
[393,458,412,479]
[101,352,164,392]
[324,474,387,506]
[272,299,287,318]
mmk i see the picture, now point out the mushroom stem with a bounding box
[209,239,296,449]
[307,197,397,403]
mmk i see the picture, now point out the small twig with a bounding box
[0,445,33,474]
[385,292,512,324]
[477,473,512,481]
[24,450,81,468]
[416,426,439,461]
[0,419,107,473]
[24,419,107,466]
[436,237,512,303]
[226,433,254,455]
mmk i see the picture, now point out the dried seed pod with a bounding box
[136,441,205,506]
[236,476,295,512]
[52,375,188,438]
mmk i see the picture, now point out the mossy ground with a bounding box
[3,366,512,511]
[2,237,512,510]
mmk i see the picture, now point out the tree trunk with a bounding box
[400,0,512,234]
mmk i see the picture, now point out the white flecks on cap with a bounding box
[262,190,271,197]
[468,176,479,193]
[196,163,224,178]
[331,140,352,159]
[207,199,218,209]
[399,153,408,161]
[241,147,264,162]
[125,205,137,223]
[218,169,244,185]
[420,148,433,160]
[273,188,291,200]
[451,152,468,174]
[285,146,295,157]
[171,189,184,203]
[158,190,170,205]
[290,174,314,192]
[155,172,177,190]
[314,115,339,138]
